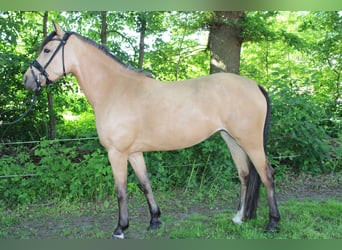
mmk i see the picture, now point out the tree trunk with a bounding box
[208,11,245,75]
[138,13,147,69]
[43,11,56,140]
[100,11,108,46]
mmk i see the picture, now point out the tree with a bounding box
[144,11,209,80]
[299,11,341,113]
[137,12,147,69]
[208,11,245,74]
[42,11,57,140]
[100,11,108,45]
[0,11,44,141]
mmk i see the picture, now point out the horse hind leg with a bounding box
[224,128,280,231]
[242,146,280,232]
[128,152,161,230]
[220,131,253,224]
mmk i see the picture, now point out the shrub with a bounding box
[268,83,340,173]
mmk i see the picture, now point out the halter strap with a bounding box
[30,32,71,90]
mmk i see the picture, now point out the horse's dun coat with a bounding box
[24,23,280,238]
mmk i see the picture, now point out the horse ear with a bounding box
[52,21,64,36]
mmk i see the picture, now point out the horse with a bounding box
[23,23,280,239]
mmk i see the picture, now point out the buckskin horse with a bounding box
[23,23,280,239]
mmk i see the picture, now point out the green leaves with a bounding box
[0,11,341,209]
[268,83,338,173]
[0,140,112,207]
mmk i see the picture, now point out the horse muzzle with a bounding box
[23,71,42,92]
[24,60,52,92]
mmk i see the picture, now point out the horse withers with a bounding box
[23,23,280,239]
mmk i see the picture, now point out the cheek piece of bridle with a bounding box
[29,32,71,92]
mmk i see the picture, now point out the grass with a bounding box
[0,189,341,239]
[144,198,342,239]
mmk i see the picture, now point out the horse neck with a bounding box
[67,36,130,110]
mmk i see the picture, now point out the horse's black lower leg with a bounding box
[264,168,280,232]
[265,216,280,233]
[129,152,162,231]
[138,183,162,230]
[112,188,129,239]
[148,208,161,230]
[148,205,161,230]
[264,190,280,232]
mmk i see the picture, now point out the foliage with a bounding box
[0,11,341,208]
[0,136,237,207]
[268,83,340,173]
[0,140,113,207]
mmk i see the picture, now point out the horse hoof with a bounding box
[112,232,125,239]
[264,221,280,233]
[264,227,280,233]
[232,216,243,225]
[148,221,161,230]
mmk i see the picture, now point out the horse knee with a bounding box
[116,186,127,206]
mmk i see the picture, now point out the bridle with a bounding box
[29,31,72,91]
[1,32,72,127]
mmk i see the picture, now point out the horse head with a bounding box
[23,22,70,92]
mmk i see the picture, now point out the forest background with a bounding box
[0,11,341,207]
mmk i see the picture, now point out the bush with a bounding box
[0,135,238,208]
[0,139,115,207]
[268,83,341,173]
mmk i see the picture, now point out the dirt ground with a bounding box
[276,172,342,202]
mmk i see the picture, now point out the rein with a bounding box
[0,90,40,126]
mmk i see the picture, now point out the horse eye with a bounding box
[44,48,51,53]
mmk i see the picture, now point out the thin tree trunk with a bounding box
[100,11,108,46]
[43,11,56,139]
[138,13,147,69]
[175,13,189,81]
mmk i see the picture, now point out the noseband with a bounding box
[30,32,71,91]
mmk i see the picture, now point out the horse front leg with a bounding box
[108,149,129,239]
[129,152,161,230]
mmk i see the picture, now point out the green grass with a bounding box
[0,191,341,239]
[142,197,341,239]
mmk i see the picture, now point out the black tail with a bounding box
[244,85,271,219]
[244,161,261,219]
[258,85,272,151]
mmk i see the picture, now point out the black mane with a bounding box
[40,31,153,78]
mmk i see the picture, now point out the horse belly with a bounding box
[135,106,222,152]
